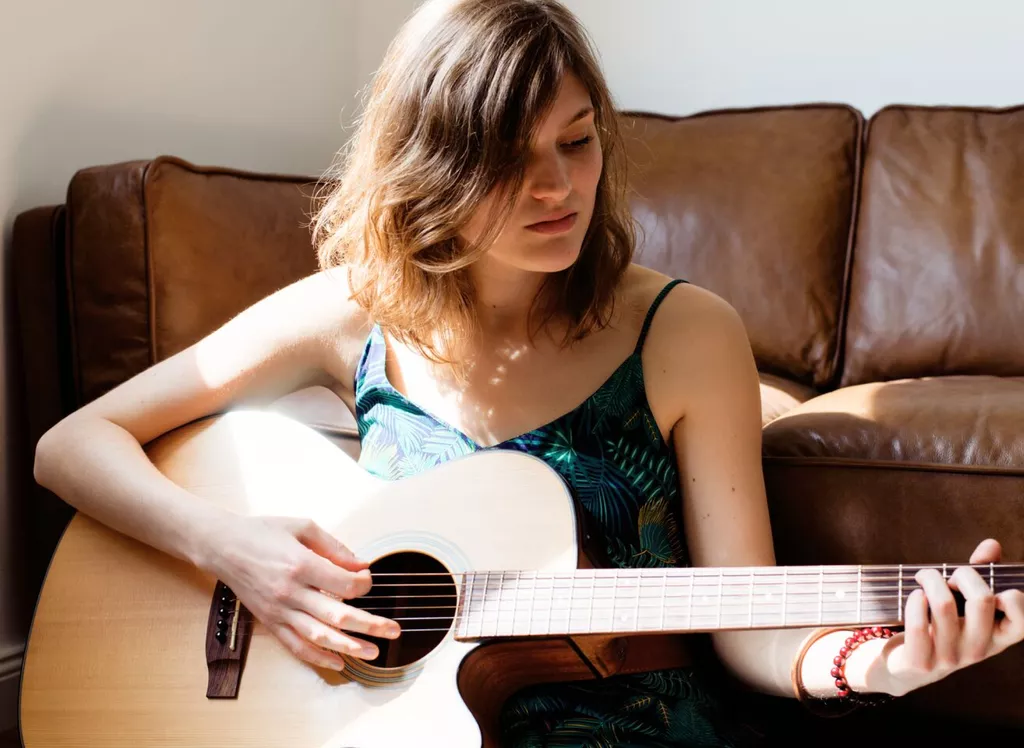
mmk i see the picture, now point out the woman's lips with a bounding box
[525,212,578,235]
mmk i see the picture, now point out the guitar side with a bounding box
[20,410,580,748]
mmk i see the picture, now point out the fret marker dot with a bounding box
[836,590,845,599]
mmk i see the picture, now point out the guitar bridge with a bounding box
[205,580,253,698]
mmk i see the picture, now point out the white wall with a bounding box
[0,0,421,731]
[2,0,1022,733]
[563,0,1024,117]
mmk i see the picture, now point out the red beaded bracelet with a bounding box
[831,626,895,698]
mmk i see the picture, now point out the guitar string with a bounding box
[347,576,1024,604]
[368,563,1024,577]
[350,577,1024,603]
[364,565,1024,588]
[346,582,1022,623]
[359,572,1024,590]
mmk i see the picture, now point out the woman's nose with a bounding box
[527,154,572,203]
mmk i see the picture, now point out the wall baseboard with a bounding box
[0,644,23,733]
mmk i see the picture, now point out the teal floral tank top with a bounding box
[354,279,756,747]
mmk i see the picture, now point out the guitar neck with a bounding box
[454,563,1024,639]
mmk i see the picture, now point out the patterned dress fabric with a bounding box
[354,279,759,747]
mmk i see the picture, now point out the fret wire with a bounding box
[817,566,824,625]
[990,562,995,594]
[478,571,487,638]
[659,568,667,632]
[495,571,504,637]
[508,572,516,636]
[606,573,614,631]
[526,571,534,636]
[481,572,489,637]
[545,571,554,637]
[856,564,862,623]
[897,565,903,624]
[532,573,540,631]
[633,574,641,632]
[716,569,723,629]
[781,567,788,627]
[687,572,693,629]
[587,572,596,636]
[461,573,472,638]
[504,574,511,636]
[747,568,754,628]
[566,572,575,635]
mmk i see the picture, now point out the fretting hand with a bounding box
[876,538,1024,696]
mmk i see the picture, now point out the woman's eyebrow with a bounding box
[562,105,595,128]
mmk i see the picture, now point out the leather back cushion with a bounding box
[67,157,318,404]
[621,107,862,388]
[67,105,864,403]
[841,106,1024,386]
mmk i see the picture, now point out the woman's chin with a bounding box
[521,242,584,274]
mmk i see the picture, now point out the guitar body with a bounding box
[20,411,581,747]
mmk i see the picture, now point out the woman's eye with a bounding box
[563,135,593,151]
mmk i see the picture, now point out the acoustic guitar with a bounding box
[19,410,1022,747]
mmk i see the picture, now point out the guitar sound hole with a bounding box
[351,551,456,669]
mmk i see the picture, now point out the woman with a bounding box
[33,0,1023,746]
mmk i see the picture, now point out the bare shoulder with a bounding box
[620,264,746,342]
[278,268,372,376]
[277,267,368,329]
[624,266,757,428]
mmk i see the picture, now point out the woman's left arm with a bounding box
[649,284,1024,701]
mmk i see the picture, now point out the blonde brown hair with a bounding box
[312,0,635,365]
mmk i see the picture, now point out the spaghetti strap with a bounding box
[634,279,687,353]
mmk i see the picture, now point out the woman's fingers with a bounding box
[294,519,370,572]
[902,587,933,671]
[968,538,1002,565]
[270,622,349,671]
[285,610,384,662]
[949,565,997,664]
[993,589,1024,652]
[914,568,961,668]
[292,586,401,640]
[296,551,374,601]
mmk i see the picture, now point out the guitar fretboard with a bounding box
[453,563,1024,639]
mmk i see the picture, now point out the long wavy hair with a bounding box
[311,0,635,368]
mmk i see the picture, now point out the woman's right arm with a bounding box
[33,269,400,670]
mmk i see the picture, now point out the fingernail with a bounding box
[388,624,401,639]
[361,646,378,659]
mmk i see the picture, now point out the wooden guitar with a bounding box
[19,410,1023,747]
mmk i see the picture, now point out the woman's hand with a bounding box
[202,514,401,671]
[878,538,1024,696]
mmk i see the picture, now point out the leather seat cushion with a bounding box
[762,375,1024,473]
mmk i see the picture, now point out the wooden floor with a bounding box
[0,728,20,748]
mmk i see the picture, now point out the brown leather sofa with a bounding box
[11,103,1024,744]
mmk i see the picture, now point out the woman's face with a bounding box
[460,72,603,275]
